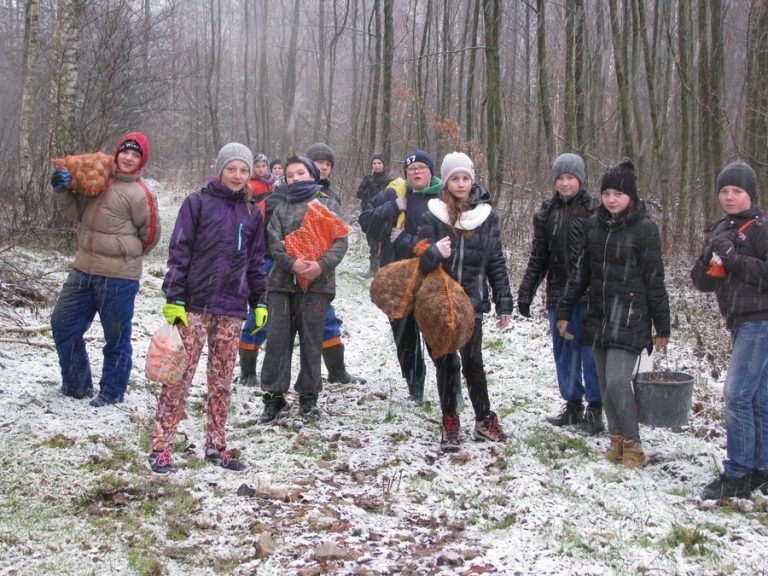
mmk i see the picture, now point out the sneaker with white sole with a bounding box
[473,411,508,442]
[441,414,461,453]
[147,450,176,476]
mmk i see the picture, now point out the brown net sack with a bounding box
[52,152,115,196]
[414,266,475,360]
[369,258,423,320]
[284,199,350,292]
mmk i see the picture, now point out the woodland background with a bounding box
[1,0,767,253]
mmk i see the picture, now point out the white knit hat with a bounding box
[440,152,475,184]
[215,143,254,180]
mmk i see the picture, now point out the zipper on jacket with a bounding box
[237,223,243,251]
[456,236,465,284]
[600,219,613,340]
[627,293,634,327]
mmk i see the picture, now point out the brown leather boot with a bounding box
[604,435,624,462]
[621,440,647,468]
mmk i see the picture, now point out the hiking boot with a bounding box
[546,401,583,426]
[699,473,753,501]
[259,392,288,424]
[751,469,768,493]
[299,393,322,420]
[579,404,605,436]
[360,257,379,279]
[621,440,647,468]
[473,411,508,442]
[323,344,366,384]
[441,414,461,453]
[205,448,246,472]
[604,435,624,462]
[239,349,260,387]
[90,395,118,408]
[147,450,176,476]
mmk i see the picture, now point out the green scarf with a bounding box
[408,175,443,195]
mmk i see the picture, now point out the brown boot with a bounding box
[604,435,624,462]
[621,440,647,468]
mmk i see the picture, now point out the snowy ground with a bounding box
[1,184,768,576]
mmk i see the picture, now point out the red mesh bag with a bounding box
[414,266,475,360]
[52,152,114,197]
[369,239,431,320]
[284,199,350,292]
[144,324,188,386]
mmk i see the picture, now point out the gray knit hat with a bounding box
[552,153,585,185]
[306,142,335,167]
[716,161,757,199]
[215,143,253,180]
[440,152,475,184]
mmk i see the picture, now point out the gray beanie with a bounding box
[306,142,335,166]
[716,161,757,199]
[440,152,475,184]
[215,143,253,180]
[552,153,585,185]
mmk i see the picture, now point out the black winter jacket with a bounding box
[418,185,513,317]
[518,189,597,310]
[556,200,670,355]
[690,207,768,330]
[356,171,393,211]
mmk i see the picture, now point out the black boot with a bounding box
[546,400,583,426]
[239,349,259,387]
[408,376,424,406]
[579,403,605,435]
[361,257,379,279]
[299,393,322,419]
[455,379,465,409]
[259,392,288,424]
[323,344,366,384]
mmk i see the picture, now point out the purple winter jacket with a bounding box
[163,180,267,318]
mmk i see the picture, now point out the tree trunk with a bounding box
[535,0,555,160]
[381,0,394,165]
[607,0,635,159]
[19,0,41,204]
[48,0,79,158]
[744,0,768,188]
[484,0,505,200]
[206,0,221,152]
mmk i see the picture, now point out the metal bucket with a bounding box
[634,371,694,427]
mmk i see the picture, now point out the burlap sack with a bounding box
[414,266,475,360]
[369,258,423,320]
[52,152,114,196]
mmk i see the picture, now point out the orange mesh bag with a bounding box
[414,266,475,360]
[284,199,351,292]
[52,152,114,196]
[369,239,431,320]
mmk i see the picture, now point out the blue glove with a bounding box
[51,168,71,192]
[249,304,268,335]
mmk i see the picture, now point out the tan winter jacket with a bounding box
[54,169,161,280]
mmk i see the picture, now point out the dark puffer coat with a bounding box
[556,200,670,355]
[356,171,393,211]
[690,207,768,330]
[518,189,597,310]
[418,185,513,316]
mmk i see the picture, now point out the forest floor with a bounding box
[1,182,767,576]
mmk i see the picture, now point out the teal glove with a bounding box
[163,303,188,327]
[250,304,268,335]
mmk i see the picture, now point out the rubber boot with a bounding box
[239,349,259,387]
[408,375,424,406]
[323,343,366,384]
[546,400,583,426]
[604,435,624,462]
[361,257,379,279]
[621,440,647,468]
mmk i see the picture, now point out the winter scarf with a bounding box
[427,198,491,231]
[286,181,322,203]
[252,172,276,187]
[409,176,443,195]
[207,177,248,198]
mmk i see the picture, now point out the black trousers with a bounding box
[389,313,425,388]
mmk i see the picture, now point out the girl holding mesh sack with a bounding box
[417,152,513,453]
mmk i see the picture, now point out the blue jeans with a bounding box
[723,321,768,478]
[51,270,139,402]
[548,302,600,404]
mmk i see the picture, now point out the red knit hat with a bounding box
[114,132,150,173]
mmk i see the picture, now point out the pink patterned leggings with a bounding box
[151,312,243,454]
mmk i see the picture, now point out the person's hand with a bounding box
[435,236,452,259]
[497,314,511,329]
[710,233,736,262]
[396,196,407,211]
[654,336,669,352]
[557,320,574,340]
[51,168,71,192]
[390,227,404,243]
[250,304,269,335]
[298,260,323,282]
[162,303,188,327]
[292,258,311,276]
[517,301,531,318]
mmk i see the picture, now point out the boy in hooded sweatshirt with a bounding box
[50,132,160,407]
[148,143,268,475]
[258,156,349,423]
[359,150,443,405]
[418,152,513,452]
[691,161,768,500]
[556,158,670,468]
